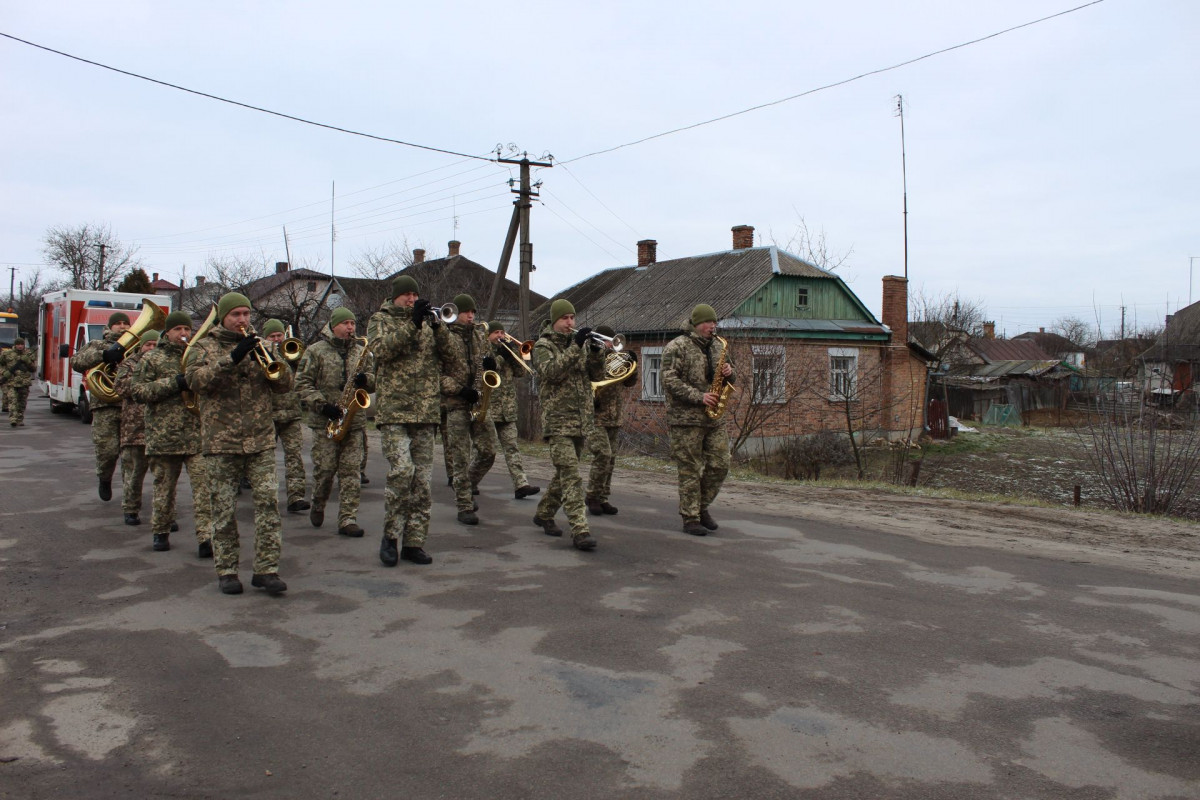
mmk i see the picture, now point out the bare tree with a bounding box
[909,288,989,367]
[204,253,271,292]
[43,223,143,290]
[771,214,853,272]
[1051,315,1097,348]
[12,268,69,337]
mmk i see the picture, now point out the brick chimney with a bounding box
[881,276,908,344]
[983,321,996,339]
[152,272,159,282]
[413,249,425,264]
[732,225,755,250]
[195,276,206,286]
[275,261,289,274]
[1039,327,1045,334]
[637,239,657,267]
[448,240,461,257]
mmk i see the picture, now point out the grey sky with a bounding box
[2,0,1196,338]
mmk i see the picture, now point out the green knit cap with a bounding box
[595,325,615,338]
[108,311,131,327]
[139,329,160,343]
[488,321,505,334]
[550,299,575,324]
[392,275,419,297]
[690,303,717,325]
[13,337,25,346]
[329,307,356,328]
[216,292,252,322]
[262,319,286,336]
[163,311,193,332]
[452,294,477,313]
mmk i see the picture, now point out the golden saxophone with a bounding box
[326,336,374,442]
[705,335,733,420]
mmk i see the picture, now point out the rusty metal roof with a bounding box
[941,359,1065,382]
[968,337,1053,363]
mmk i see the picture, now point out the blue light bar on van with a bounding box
[85,300,114,307]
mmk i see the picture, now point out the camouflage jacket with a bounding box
[488,343,528,424]
[294,325,377,431]
[366,302,454,425]
[592,356,639,428]
[440,321,487,412]
[115,350,148,446]
[183,324,293,455]
[0,348,36,389]
[69,329,122,408]
[269,342,303,424]
[131,340,201,456]
[531,321,604,438]
[662,330,736,428]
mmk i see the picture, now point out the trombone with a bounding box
[280,325,305,364]
[494,332,534,375]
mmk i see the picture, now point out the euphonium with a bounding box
[326,336,374,442]
[239,324,285,381]
[704,335,734,420]
[85,298,168,404]
[280,325,305,364]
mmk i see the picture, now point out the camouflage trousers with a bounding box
[91,407,122,481]
[310,428,364,528]
[5,385,29,425]
[536,435,589,535]
[380,423,435,547]
[274,419,307,505]
[121,445,149,515]
[444,408,498,512]
[586,425,620,502]
[493,420,530,491]
[669,425,730,522]
[151,453,212,541]
[207,450,281,576]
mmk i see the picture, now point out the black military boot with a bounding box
[338,523,365,538]
[198,540,213,559]
[287,499,311,513]
[218,575,243,595]
[310,507,324,527]
[599,502,619,515]
[572,532,598,551]
[170,521,179,532]
[251,573,288,595]
[379,534,398,567]
[152,533,170,551]
[699,509,719,531]
[532,515,563,537]
[98,479,112,501]
[457,510,479,525]
[400,546,433,565]
[682,519,708,536]
[585,497,604,516]
[360,473,369,485]
[514,485,541,499]
[124,513,141,525]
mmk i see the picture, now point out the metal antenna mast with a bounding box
[896,95,909,280]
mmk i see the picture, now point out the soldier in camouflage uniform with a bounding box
[70,312,131,501]
[294,308,375,538]
[262,319,309,513]
[114,331,157,525]
[440,294,500,526]
[586,325,639,516]
[531,299,605,551]
[368,275,455,566]
[133,310,213,556]
[485,323,540,500]
[185,293,293,596]
[1,338,36,427]
[662,303,735,536]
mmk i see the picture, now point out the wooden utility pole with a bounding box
[486,154,552,339]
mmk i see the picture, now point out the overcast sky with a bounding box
[2,0,1196,338]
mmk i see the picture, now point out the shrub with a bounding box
[781,430,854,480]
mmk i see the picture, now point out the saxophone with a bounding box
[705,335,734,420]
[326,336,374,442]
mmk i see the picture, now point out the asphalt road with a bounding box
[2,400,1198,800]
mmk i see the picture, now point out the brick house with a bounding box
[1140,301,1200,407]
[533,225,930,455]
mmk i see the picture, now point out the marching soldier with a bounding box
[367,275,454,566]
[70,311,131,501]
[262,319,309,514]
[440,294,499,525]
[585,325,638,516]
[132,310,212,556]
[530,299,605,551]
[185,292,293,596]
[114,331,157,525]
[485,323,540,500]
[294,308,375,538]
[1,338,36,427]
[662,304,735,536]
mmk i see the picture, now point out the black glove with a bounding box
[230,335,260,364]
[16,360,33,372]
[321,403,344,420]
[102,344,124,365]
[353,372,368,388]
[482,356,497,371]
[588,342,602,353]
[412,298,431,329]
[458,386,480,404]
[573,326,592,347]
[627,351,637,365]
[175,374,188,391]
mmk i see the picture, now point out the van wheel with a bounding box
[78,395,93,425]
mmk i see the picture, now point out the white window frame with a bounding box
[751,344,786,404]
[828,346,858,400]
[641,346,665,401]
[796,286,810,309]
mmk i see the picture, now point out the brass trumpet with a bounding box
[239,324,285,381]
[85,298,168,404]
[568,327,626,351]
[280,325,305,364]
[421,302,458,325]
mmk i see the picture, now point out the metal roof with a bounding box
[942,359,1065,382]
[968,337,1053,363]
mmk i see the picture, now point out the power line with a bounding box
[0,31,495,162]
[560,0,1106,164]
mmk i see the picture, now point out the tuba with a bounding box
[326,337,374,442]
[85,298,168,404]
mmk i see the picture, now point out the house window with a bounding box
[796,287,809,309]
[829,347,858,399]
[306,280,317,292]
[751,344,786,404]
[641,346,664,401]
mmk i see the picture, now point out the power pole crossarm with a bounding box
[492,155,552,340]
